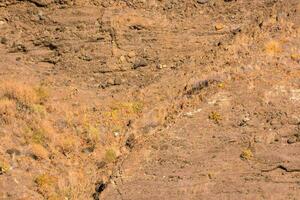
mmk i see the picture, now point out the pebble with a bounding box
[6,148,21,156]
[29,144,49,160]
[114,132,119,137]
[82,146,95,153]
[215,23,225,31]
[197,0,209,4]
[157,64,167,69]
[287,137,297,144]
[126,134,135,149]
[119,55,126,63]
[133,58,148,69]
[128,51,136,58]
[0,37,7,44]
[113,77,122,85]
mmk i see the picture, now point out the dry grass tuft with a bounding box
[34,85,49,103]
[291,53,300,62]
[58,135,79,155]
[0,98,16,123]
[0,160,10,174]
[240,149,253,160]
[35,173,58,197]
[24,121,54,146]
[0,82,38,107]
[209,111,222,124]
[104,149,117,163]
[265,41,281,55]
[84,124,100,144]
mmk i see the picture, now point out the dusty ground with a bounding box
[0,0,300,199]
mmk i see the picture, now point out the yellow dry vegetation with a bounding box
[35,173,59,198]
[240,149,253,160]
[209,111,222,124]
[265,40,282,55]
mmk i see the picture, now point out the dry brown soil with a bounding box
[0,0,300,199]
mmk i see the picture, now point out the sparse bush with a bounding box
[104,149,117,163]
[0,82,38,108]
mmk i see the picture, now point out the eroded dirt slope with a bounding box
[0,0,300,199]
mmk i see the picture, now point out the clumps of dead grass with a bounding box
[57,135,79,155]
[0,82,39,107]
[103,101,143,133]
[0,98,16,123]
[0,82,50,122]
[0,81,56,150]
[291,53,300,62]
[83,124,100,144]
[34,85,49,103]
[35,173,59,198]
[240,149,253,160]
[209,111,222,124]
[24,121,54,146]
[104,148,117,163]
[0,159,10,175]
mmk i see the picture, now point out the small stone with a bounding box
[106,78,114,85]
[28,0,52,7]
[37,11,45,20]
[254,136,262,143]
[14,44,27,52]
[157,64,167,69]
[96,161,106,169]
[128,51,136,58]
[82,146,95,153]
[29,144,49,160]
[80,55,92,61]
[197,0,209,4]
[119,55,126,63]
[215,23,225,31]
[126,134,135,149]
[287,137,297,144]
[6,148,21,156]
[114,77,122,85]
[0,37,7,44]
[133,58,148,69]
[113,132,119,137]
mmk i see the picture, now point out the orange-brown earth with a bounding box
[0,0,300,199]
